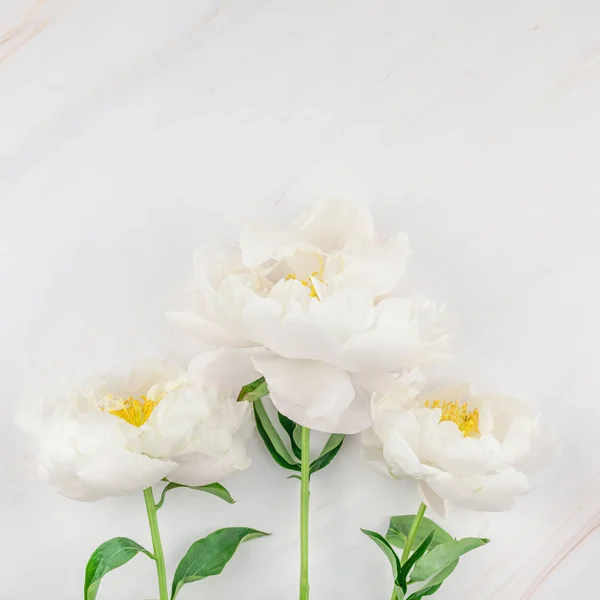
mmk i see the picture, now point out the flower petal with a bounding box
[167,310,251,347]
[432,434,502,477]
[242,288,338,362]
[168,443,251,487]
[252,355,359,433]
[188,348,263,393]
[384,429,439,478]
[339,297,449,373]
[77,451,175,497]
[424,468,530,512]
[294,197,375,251]
[240,220,318,268]
[338,232,410,296]
[419,483,447,516]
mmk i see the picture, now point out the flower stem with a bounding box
[401,502,427,564]
[299,426,311,600]
[143,487,169,600]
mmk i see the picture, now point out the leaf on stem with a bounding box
[309,433,345,475]
[405,560,458,599]
[410,537,489,583]
[84,537,153,600]
[156,482,235,510]
[361,529,401,582]
[171,527,270,598]
[237,377,269,403]
[387,515,453,551]
[398,531,435,584]
[254,399,300,471]
[277,412,302,460]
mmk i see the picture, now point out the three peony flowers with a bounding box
[18,198,555,600]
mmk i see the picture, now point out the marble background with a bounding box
[1,1,599,598]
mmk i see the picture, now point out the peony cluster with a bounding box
[18,359,251,501]
[169,198,450,435]
[19,198,554,516]
[361,369,555,514]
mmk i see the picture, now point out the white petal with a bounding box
[372,409,419,454]
[332,386,372,433]
[240,220,286,268]
[432,435,502,477]
[338,232,410,296]
[315,289,375,336]
[240,219,318,268]
[354,372,401,396]
[423,419,464,462]
[253,355,359,433]
[77,451,175,497]
[384,429,439,478]
[142,387,214,457]
[75,413,134,455]
[498,414,534,467]
[419,483,447,517]
[481,395,533,440]
[242,287,339,362]
[516,418,559,472]
[294,197,375,251]
[188,348,263,393]
[169,444,251,486]
[125,359,184,397]
[167,310,251,347]
[361,428,393,478]
[424,468,530,512]
[339,298,444,373]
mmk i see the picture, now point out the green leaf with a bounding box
[84,537,152,600]
[361,529,401,582]
[406,560,458,599]
[398,531,435,585]
[254,399,300,471]
[171,527,270,598]
[310,433,345,474]
[387,515,453,551]
[277,412,302,460]
[237,377,269,403]
[293,423,303,450]
[156,482,235,510]
[410,537,489,583]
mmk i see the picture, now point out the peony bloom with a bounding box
[17,359,251,501]
[361,369,556,514]
[169,198,450,434]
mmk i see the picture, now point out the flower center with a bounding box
[425,400,480,437]
[285,271,324,298]
[282,253,327,299]
[103,395,159,427]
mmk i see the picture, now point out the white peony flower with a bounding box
[169,198,450,434]
[17,358,252,501]
[361,369,556,514]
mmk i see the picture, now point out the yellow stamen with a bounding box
[106,395,158,427]
[285,271,323,298]
[285,254,326,299]
[425,399,480,437]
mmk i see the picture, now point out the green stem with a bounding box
[143,487,169,600]
[401,502,427,564]
[299,426,311,600]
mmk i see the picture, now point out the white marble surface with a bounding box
[1,1,599,598]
